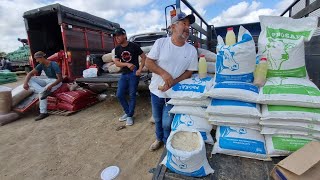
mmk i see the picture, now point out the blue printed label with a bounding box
[214,82,259,93]
[219,126,266,154]
[211,99,256,108]
[215,73,254,83]
[166,151,207,177]
[200,131,208,141]
[172,83,205,93]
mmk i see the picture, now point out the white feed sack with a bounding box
[172,114,213,144]
[264,134,315,157]
[258,16,318,78]
[261,104,320,124]
[258,77,320,108]
[206,82,259,103]
[165,75,214,100]
[212,126,269,160]
[198,48,216,62]
[216,26,256,83]
[260,120,320,132]
[207,62,216,74]
[161,130,214,177]
[167,98,211,108]
[261,127,320,140]
[108,64,121,73]
[209,121,261,131]
[169,106,208,119]
[209,115,260,126]
[102,53,113,63]
[206,99,261,118]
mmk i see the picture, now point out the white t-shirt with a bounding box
[147,37,198,98]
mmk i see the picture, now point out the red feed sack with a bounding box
[52,83,69,97]
[56,89,96,104]
[57,96,98,112]
[47,96,58,104]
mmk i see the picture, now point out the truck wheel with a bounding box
[25,66,31,73]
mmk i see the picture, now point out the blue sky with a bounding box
[0,0,293,53]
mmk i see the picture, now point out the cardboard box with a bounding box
[271,141,320,180]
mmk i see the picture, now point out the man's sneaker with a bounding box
[126,117,134,126]
[119,114,128,122]
[149,139,162,151]
[35,113,49,121]
[40,90,52,100]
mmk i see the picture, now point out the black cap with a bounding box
[114,28,126,36]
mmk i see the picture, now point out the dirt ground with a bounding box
[0,75,163,180]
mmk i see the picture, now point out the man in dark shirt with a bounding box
[23,51,62,121]
[113,28,146,126]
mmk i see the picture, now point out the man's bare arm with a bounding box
[145,57,174,87]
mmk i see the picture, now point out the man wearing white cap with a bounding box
[146,11,198,151]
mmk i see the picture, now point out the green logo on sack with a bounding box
[272,136,311,151]
[263,84,320,96]
[268,105,320,114]
[267,28,311,40]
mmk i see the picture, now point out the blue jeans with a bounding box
[151,93,174,144]
[116,71,140,117]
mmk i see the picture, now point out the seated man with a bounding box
[23,51,62,121]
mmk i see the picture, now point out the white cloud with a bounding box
[209,0,294,27]
[0,0,154,53]
[123,9,164,35]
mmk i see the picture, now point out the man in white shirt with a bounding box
[146,11,198,151]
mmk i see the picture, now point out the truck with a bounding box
[4,38,31,72]
[23,4,120,80]
[152,0,320,179]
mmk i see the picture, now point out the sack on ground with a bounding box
[57,97,98,112]
[169,106,208,119]
[165,75,214,100]
[261,104,320,124]
[161,130,214,177]
[206,82,259,103]
[258,77,320,108]
[265,134,315,157]
[11,85,33,107]
[167,98,211,107]
[212,126,269,160]
[0,86,12,114]
[56,89,96,104]
[206,99,261,118]
[172,114,213,144]
[216,26,256,83]
[258,16,317,78]
[0,112,20,126]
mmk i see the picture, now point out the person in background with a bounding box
[113,28,146,126]
[146,12,198,151]
[23,51,62,121]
